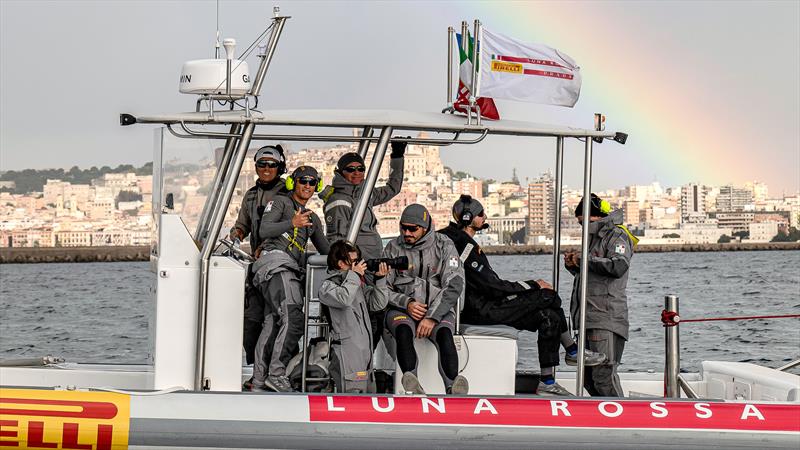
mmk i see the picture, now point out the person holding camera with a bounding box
[250,166,331,392]
[319,241,390,393]
[438,195,606,396]
[566,193,637,397]
[320,142,406,350]
[382,204,469,395]
[228,145,289,389]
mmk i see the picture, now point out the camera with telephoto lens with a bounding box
[365,256,409,272]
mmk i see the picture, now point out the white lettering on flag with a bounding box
[479,28,582,107]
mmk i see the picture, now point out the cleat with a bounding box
[537,381,571,396]
[265,375,294,392]
[401,372,426,395]
[447,375,469,395]
[566,348,607,367]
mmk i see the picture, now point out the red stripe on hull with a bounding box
[308,396,800,432]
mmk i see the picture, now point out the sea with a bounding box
[1,250,799,374]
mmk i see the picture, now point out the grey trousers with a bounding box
[253,270,304,384]
[583,329,626,397]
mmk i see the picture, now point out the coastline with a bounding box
[1,242,798,263]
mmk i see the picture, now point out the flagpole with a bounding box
[461,21,471,124]
[474,20,483,126]
[469,19,481,126]
[446,27,454,110]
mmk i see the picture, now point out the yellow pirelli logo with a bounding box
[0,388,130,449]
[491,60,523,74]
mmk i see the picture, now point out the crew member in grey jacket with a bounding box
[565,194,637,397]
[319,241,389,393]
[229,145,288,379]
[382,204,469,395]
[251,166,330,392]
[321,142,405,349]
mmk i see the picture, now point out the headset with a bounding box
[457,194,475,227]
[579,194,612,216]
[255,145,287,175]
[285,166,324,192]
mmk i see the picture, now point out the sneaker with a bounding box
[537,381,571,396]
[401,372,426,395]
[446,375,469,395]
[565,348,607,367]
[265,374,294,393]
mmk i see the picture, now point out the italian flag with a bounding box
[455,32,500,120]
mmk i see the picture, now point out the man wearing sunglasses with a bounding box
[320,141,406,350]
[229,145,289,390]
[437,195,606,396]
[250,166,331,392]
[382,204,469,395]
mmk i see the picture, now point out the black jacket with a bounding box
[437,222,541,314]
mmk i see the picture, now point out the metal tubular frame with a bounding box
[460,21,469,123]
[193,124,242,243]
[356,127,374,158]
[446,27,454,110]
[194,122,256,390]
[678,375,698,398]
[468,20,480,126]
[167,122,485,146]
[346,127,393,244]
[551,137,565,292]
[300,259,331,393]
[575,137,594,396]
[777,359,800,372]
[664,294,680,398]
[250,16,288,97]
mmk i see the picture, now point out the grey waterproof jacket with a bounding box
[382,229,464,322]
[232,179,287,251]
[319,270,389,391]
[321,156,404,259]
[568,209,634,340]
[258,194,330,263]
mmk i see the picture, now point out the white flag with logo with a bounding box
[479,28,581,107]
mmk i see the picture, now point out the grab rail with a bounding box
[166,122,488,147]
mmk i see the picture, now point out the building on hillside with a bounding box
[716,185,754,212]
[681,183,709,223]
[526,172,555,243]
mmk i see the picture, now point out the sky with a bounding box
[1,0,798,194]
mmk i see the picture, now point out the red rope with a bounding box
[680,314,800,323]
[661,310,800,327]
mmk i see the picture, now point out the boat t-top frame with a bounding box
[121,13,627,394]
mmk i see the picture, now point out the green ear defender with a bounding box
[285,175,295,191]
[599,199,612,215]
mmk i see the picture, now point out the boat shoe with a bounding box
[265,374,294,393]
[537,381,571,396]
[565,348,607,367]
[446,375,469,395]
[401,372,426,395]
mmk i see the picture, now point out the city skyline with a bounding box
[1,1,798,193]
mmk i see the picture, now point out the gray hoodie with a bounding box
[382,228,464,322]
[321,156,404,259]
[568,209,634,340]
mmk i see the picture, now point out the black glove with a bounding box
[390,138,409,158]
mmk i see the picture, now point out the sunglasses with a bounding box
[297,176,319,186]
[255,160,279,169]
[400,224,421,233]
[342,165,366,173]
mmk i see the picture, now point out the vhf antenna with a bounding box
[214,0,221,58]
